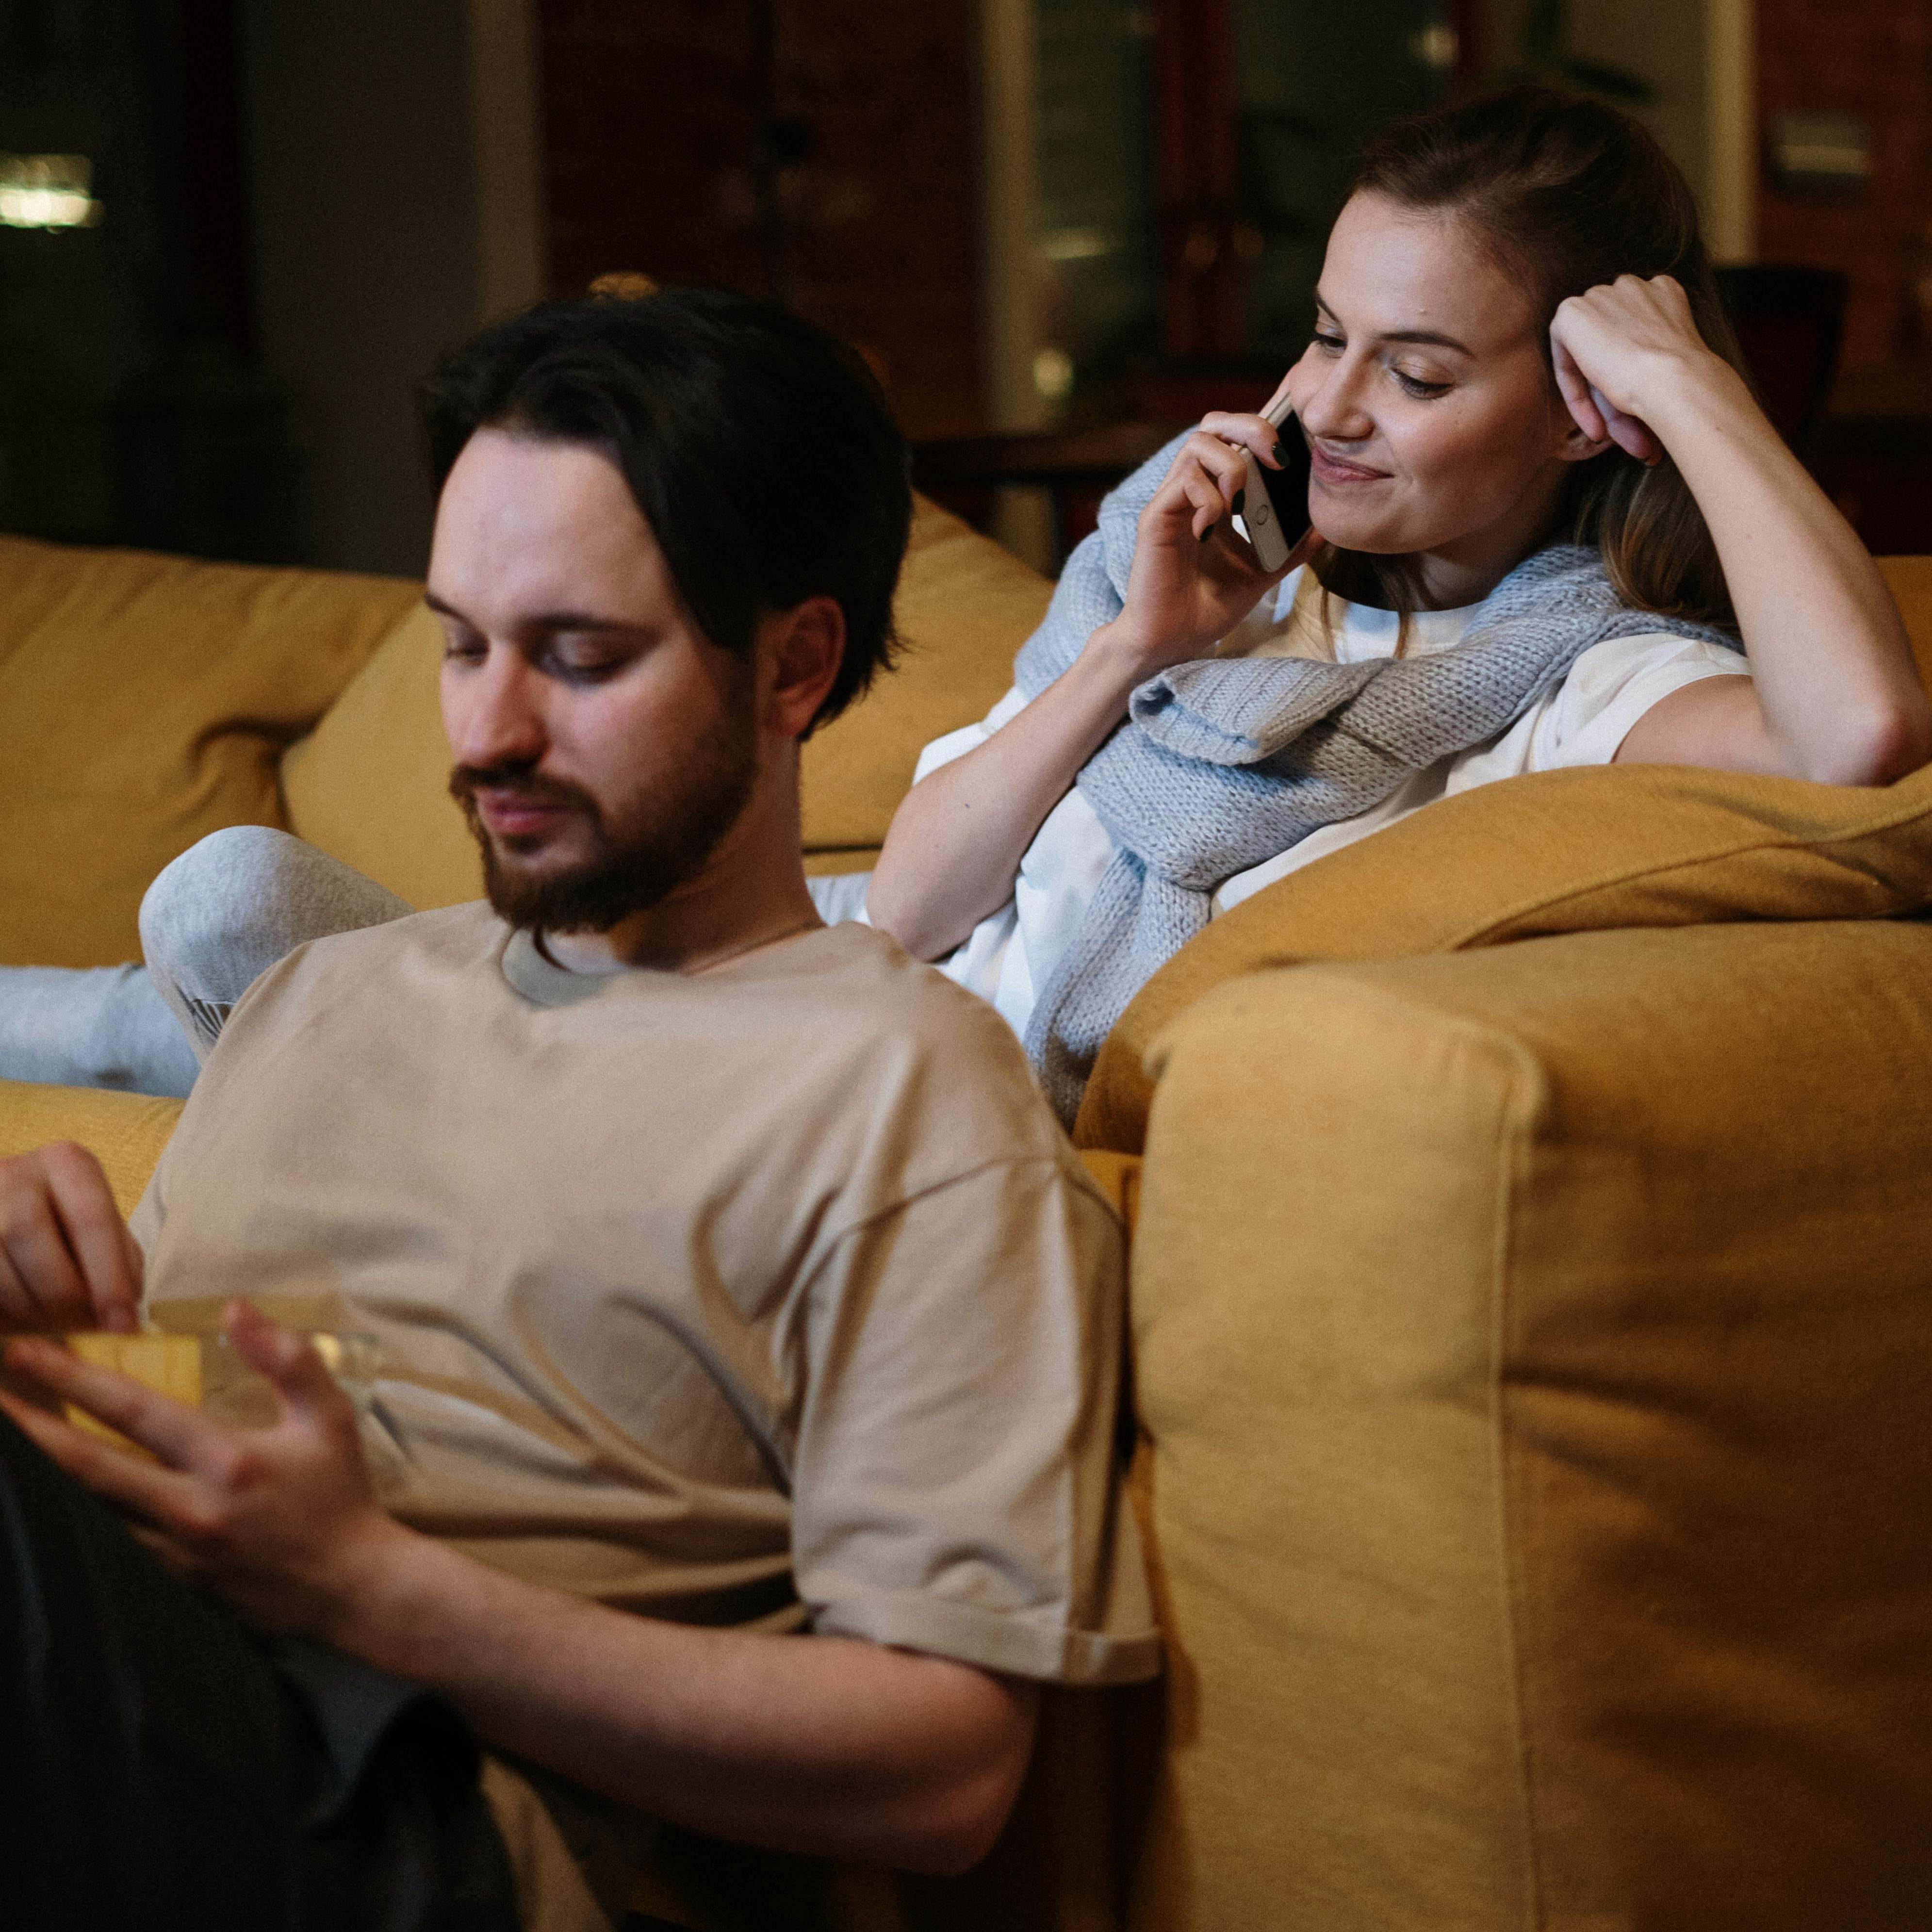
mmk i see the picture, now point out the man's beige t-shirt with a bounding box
[131,906,1158,1918]
[134,904,1157,1677]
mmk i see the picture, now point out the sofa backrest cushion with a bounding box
[0,1077,182,1215]
[0,537,419,966]
[1125,920,1932,1930]
[277,494,1044,905]
[800,495,1047,866]
[279,603,484,910]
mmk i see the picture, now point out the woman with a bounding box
[3,91,1925,1112]
[863,87,1930,1120]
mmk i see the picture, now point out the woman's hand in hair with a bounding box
[1092,418,1310,682]
[1563,279,1932,787]
[1547,274,1726,467]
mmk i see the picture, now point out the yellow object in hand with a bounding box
[64,1332,202,1459]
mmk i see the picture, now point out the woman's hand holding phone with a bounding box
[1087,410,1315,683]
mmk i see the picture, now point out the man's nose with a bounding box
[444,646,548,771]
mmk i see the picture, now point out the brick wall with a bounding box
[534,0,984,438]
[1756,0,1932,372]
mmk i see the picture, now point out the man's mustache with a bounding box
[447,764,602,825]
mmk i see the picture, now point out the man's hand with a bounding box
[2,1302,1037,1873]
[0,1142,143,1333]
[0,1300,408,1635]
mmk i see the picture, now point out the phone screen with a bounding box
[1259,408,1315,548]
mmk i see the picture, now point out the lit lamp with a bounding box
[0,154,103,230]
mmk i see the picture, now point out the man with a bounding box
[0,289,1158,1931]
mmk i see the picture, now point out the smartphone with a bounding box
[1233,395,1314,573]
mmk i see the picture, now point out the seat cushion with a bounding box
[0,1078,181,1215]
[0,537,419,966]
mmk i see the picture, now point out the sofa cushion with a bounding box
[0,537,420,967]
[1125,920,1932,1930]
[0,1078,182,1217]
[799,494,1048,867]
[276,494,1044,906]
[1079,747,1932,1153]
[279,603,484,911]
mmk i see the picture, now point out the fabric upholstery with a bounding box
[800,496,1048,866]
[1077,756,1932,1151]
[279,603,484,911]
[1126,920,1932,1931]
[1881,554,1932,685]
[0,537,419,967]
[0,1078,182,1217]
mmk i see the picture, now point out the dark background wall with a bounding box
[1756,0,1932,373]
[536,0,984,440]
[242,0,482,575]
[1,0,1928,574]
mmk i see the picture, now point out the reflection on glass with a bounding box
[1033,0,1157,415]
[1234,0,1452,361]
[0,154,103,231]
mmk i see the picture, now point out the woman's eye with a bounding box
[1313,331,1344,355]
[1394,370,1451,399]
[441,634,486,665]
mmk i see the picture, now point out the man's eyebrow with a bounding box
[422,591,641,633]
[1314,293,1473,356]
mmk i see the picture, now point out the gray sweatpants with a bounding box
[0,830,874,1099]
[0,829,411,1098]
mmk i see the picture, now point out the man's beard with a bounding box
[449,704,759,934]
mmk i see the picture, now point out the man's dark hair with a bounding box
[420,285,912,730]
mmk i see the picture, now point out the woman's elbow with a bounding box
[1798,689,1932,787]
[863,883,964,965]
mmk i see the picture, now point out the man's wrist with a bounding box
[312,1511,437,1662]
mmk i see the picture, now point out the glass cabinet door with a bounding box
[1031,0,1460,419]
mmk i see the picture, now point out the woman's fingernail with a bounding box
[1199,520,1218,542]
[1231,489,1245,517]
[1273,440,1288,465]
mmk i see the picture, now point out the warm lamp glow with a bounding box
[0,154,103,230]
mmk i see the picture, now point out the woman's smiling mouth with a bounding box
[1310,443,1392,486]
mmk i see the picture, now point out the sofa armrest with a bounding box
[1126,919,1932,1931]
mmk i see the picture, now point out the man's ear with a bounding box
[759,596,845,741]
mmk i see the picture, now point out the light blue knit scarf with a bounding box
[1012,431,1738,1125]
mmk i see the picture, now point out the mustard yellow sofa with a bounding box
[6,513,1932,1932]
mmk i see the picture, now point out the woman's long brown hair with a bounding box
[1310,86,1745,634]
